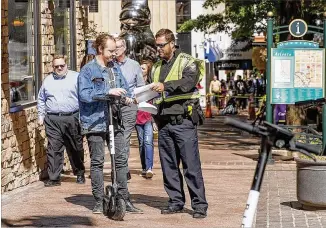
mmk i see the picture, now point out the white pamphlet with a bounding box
[134,84,159,103]
[138,102,157,115]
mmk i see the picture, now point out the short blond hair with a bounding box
[53,54,67,63]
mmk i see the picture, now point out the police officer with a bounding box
[150,29,208,219]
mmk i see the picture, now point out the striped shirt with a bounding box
[116,57,144,98]
[37,70,79,121]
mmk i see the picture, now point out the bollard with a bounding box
[248,94,256,120]
[205,95,213,118]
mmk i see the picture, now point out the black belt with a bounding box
[47,110,79,116]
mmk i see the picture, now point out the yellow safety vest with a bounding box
[152,53,205,104]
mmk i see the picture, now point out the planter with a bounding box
[296,157,326,207]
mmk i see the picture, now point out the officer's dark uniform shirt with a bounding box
[157,49,199,116]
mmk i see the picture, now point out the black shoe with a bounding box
[161,206,183,214]
[44,180,61,187]
[193,208,207,219]
[76,174,85,184]
[125,199,143,214]
[92,201,103,214]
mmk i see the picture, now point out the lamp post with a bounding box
[266,11,274,124]
[322,12,326,155]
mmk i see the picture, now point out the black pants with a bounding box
[86,123,129,203]
[158,118,208,211]
[44,113,85,181]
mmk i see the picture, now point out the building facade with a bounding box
[1,0,89,193]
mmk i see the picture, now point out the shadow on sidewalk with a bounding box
[281,201,326,211]
[65,194,94,211]
[232,153,294,162]
[1,215,93,227]
[130,194,193,215]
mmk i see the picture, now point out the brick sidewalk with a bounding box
[2,116,326,227]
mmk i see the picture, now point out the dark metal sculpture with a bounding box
[119,0,157,63]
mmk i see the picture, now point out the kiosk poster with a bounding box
[271,48,325,104]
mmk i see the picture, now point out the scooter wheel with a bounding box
[107,197,126,221]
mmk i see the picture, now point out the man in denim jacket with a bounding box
[78,34,140,214]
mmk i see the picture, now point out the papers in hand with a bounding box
[134,84,159,103]
[138,102,157,115]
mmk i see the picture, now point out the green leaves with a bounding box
[179,0,326,42]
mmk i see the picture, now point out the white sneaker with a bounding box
[140,170,146,177]
[146,169,153,179]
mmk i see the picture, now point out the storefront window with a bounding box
[8,0,35,106]
[53,0,71,67]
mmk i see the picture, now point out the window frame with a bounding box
[9,0,77,112]
[9,0,41,112]
[69,0,77,70]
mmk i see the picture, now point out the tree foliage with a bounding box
[179,0,326,42]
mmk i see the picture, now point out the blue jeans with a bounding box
[136,121,154,170]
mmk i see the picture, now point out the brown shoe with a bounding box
[44,180,61,187]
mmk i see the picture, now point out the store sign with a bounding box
[220,50,252,60]
[217,60,252,70]
[271,47,325,104]
[220,41,252,60]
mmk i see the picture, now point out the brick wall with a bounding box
[1,0,89,193]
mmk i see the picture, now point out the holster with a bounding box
[184,100,205,126]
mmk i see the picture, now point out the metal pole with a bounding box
[266,12,274,123]
[69,0,77,70]
[242,136,271,227]
[33,0,41,97]
[322,12,326,155]
[266,12,274,164]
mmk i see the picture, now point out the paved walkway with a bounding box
[2,116,326,227]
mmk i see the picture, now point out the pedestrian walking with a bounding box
[37,55,85,187]
[136,60,156,179]
[115,37,145,181]
[150,29,208,219]
[209,75,221,108]
[78,34,141,214]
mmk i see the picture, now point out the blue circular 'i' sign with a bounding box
[289,19,308,38]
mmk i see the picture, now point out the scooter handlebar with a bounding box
[225,117,320,157]
[224,118,260,135]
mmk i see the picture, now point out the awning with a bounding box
[204,46,217,62]
[204,42,223,62]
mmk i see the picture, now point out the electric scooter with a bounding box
[225,118,320,228]
[93,94,126,221]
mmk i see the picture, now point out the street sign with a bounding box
[277,40,319,49]
[271,47,325,104]
[289,19,308,38]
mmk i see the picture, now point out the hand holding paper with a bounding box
[134,84,159,103]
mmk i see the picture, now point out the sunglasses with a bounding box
[54,64,66,69]
[156,42,170,49]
